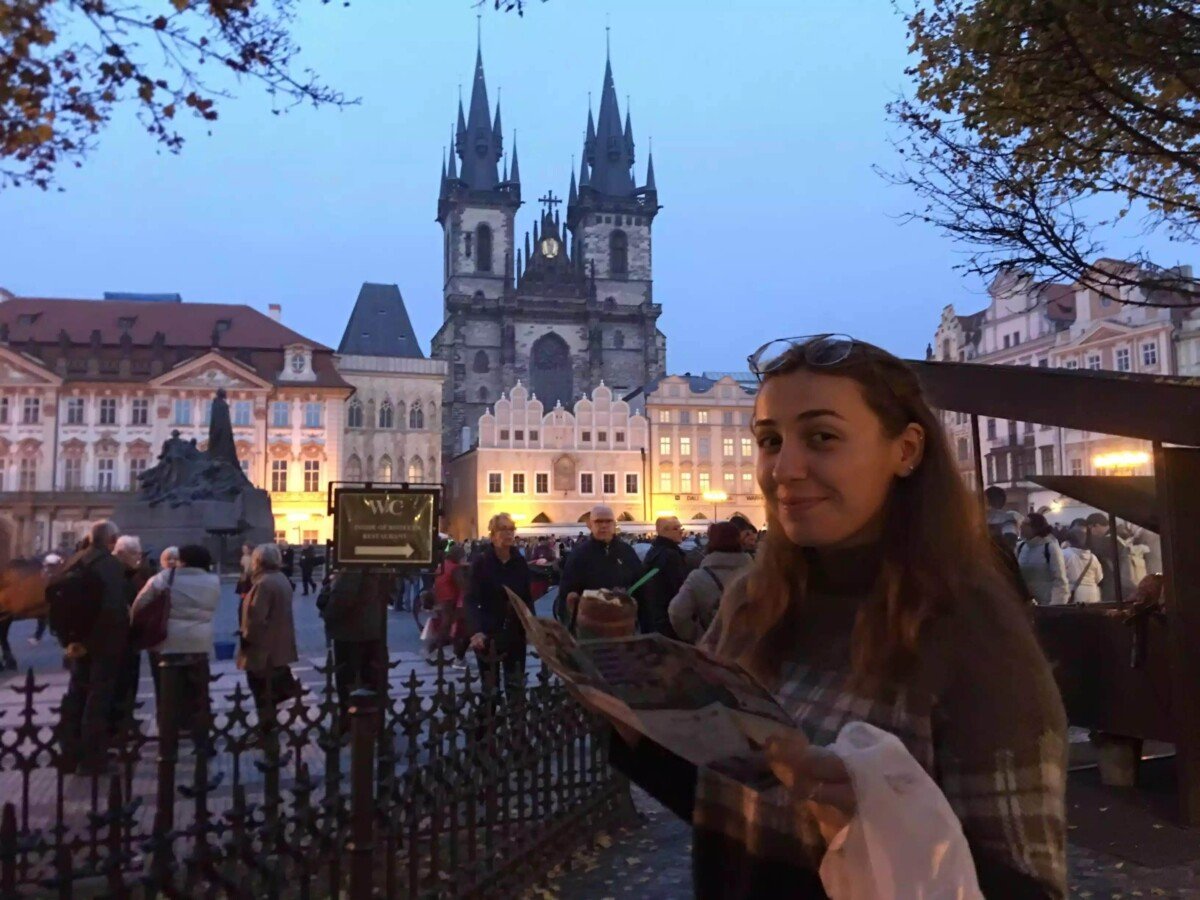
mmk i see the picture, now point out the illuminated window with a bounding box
[487,472,502,494]
[658,410,671,424]
[680,437,692,456]
[680,471,692,492]
[741,437,753,457]
[699,472,711,492]
[303,460,320,493]
[741,472,754,491]
[722,438,734,457]
[659,471,672,492]
[696,410,709,424]
[270,460,288,492]
[512,473,526,494]
[659,436,671,455]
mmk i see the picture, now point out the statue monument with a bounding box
[113,388,274,560]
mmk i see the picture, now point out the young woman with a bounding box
[613,335,1067,898]
[1017,513,1070,605]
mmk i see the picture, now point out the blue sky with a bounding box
[0,1,1078,369]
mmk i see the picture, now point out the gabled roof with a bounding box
[0,297,328,350]
[336,283,424,359]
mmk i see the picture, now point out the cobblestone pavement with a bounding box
[544,789,1200,899]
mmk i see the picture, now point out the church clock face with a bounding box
[540,237,560,259]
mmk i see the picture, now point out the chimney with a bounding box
[268,303,282,322]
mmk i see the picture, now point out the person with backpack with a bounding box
[1016,513,1069,605]
[1062,527,1104,604]
[50,520,131,776]
[668,522,752,643]
[635,516,688,638]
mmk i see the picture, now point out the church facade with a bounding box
[431,40,666,460]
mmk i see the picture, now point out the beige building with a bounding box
[932,261,1199,512]
[336,284,447,488]
[445,383,649,538]
[625,374,763,528]
[0,294,352,557]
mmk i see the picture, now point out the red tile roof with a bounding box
[0,297,330,351]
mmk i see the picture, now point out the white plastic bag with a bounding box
[819,722,984,900]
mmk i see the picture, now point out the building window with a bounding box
[65,398,85,425]
[347,401,363,429]
[1142,342,1159,367]
[271,401,290,428]
[515,430,524,441]
[304,460,320,493]
[63,458,82,490]
[97,398,117,425]
[304,402,322,429]
[722,411,734,426]
[488,472,502,494]
[1024,419,1034,434]
[1064,359,1078,369]
[473,350,490,373]
[679,411,691,425]
[476,224,493,273]
[603,473,617,494]
[240,458,252,477]
[172,398,191,426]
[129,457,148,487]
[680,471,693,492]
[535,473,549,494]
[741,471,754,492]
[531,430,540,441]
[659,471,672,492]
[231,400,251,426]
[201,400,214,426]
[680,436,692,456]
[986,419,996,440]
[1071,457,1084,476]
[957,437,969,461]
[18,458,36,490]
[0,397,7,424]
[609,230,628,277]
[597,431,607,443]
[580,431,590,442]
[724,471,735,490]
[478,386,489,403]
[659,436,671,455]
[697,437,710,458]
[580,473,594,494]
[121,397,146,427]
[741,437,753,457]
[20,397,39,424]
[513,473,526,494]
[270,460,288,492]
[1039,446,1055,475]
[346,455,363,481]
[1115,347,1131,372]
[699,472,711,492]
[97,458,115,490]
[1087,354,1101,370]
[407,457,425,481]
[722,438,734,457]
[409,402,425,430]
[625,473,639,494]
[696,410,709,424]
[658,409,671,424]
[377,402,393,429]
[378,456,393,482]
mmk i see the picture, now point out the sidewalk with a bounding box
[545,761,1200,898]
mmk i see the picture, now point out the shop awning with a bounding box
[910,361,1200,446]
[1027,475,1159,531]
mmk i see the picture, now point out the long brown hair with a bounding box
[715,340,1003,692]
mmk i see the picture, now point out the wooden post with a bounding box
[347,689,378,899]
[1153,444,1200,825]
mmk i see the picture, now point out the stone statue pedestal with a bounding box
[112,488,274,564]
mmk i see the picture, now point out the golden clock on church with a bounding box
[540,237,560,259]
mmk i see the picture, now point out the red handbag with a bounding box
[130,568,174,651]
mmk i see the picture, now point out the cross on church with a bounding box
[538,191,561,214]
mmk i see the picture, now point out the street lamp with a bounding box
[702,490,728,521]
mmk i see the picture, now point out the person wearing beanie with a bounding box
[668,522,753,643]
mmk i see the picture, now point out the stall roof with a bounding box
[1027,476,1158,531]
[910,361,1200,446]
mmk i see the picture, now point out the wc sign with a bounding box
[332,486,439,567]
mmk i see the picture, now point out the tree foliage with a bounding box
[1,0,352,190]
[886,0,1200,306]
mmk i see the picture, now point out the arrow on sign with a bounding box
[396,544,415,558]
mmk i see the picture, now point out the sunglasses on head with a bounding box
[747,334,856,382]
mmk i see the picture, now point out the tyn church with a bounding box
[431,38,665,458]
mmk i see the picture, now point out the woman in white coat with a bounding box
[668,522,753,643]
[1016,513,1069,605]
[1062,527,1104,604]
[131,543,221,734]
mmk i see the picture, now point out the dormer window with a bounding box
[290,353,306,374]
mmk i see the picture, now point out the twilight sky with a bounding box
[0,1,1144,372]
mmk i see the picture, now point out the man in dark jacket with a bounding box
[560,504,642,634]
[56,520,130,775]
[318,568,389,719]
[466,512,533,693]
[299,544,319,596]
[636,516,687,638]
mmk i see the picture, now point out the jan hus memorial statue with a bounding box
[113,388,274,557]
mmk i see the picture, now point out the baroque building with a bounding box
[336,283,447,487]
[931,261,1200,514]
[431,38,665,461]
[0,295,351,557]
[444,383,649,539]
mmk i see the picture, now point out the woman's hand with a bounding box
[765,733,856,842]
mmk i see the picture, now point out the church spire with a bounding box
[509,132,521,184]
[455,27,502,190]
[446,126,458,180]
[568,158,578,205]
[645,147,657,193]
[585,50,636,197]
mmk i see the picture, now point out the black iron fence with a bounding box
[0,650,631,898]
